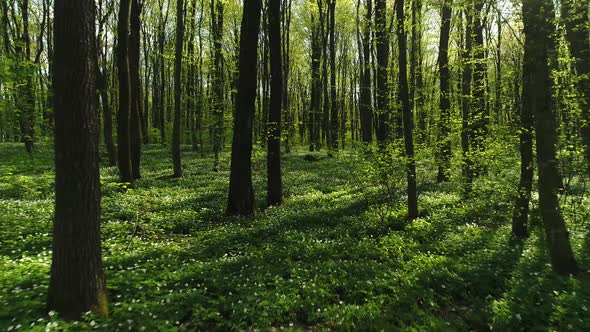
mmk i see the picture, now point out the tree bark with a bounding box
[522,0,578,275]
[227,0,262,216]
[437,0,452,182]
[461,9,474,192]
[49,0,107,319]
[268,0,284,206]
[310,3,322,151]
[211,0,224,170]
[172,0,184,178]
[129,0,143,179]
[374,0,389,143]
[396,0,418,219]
[117,0,134,183]
[359,0,373,143]
[562,0,590,177]
[329,0,338,150]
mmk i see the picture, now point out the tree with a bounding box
[561,0,590,176]
[437,0,452,182]
[117,0,134,184]
[328,0,338,149]
[511,11,533,238]
[359,0,373,143]
[172,0,184,178]
[396,0,418,219]
[310,1,322,150]
[97,0,116,167]
[374,0,389,143]
[227,0,262,216]
[129,0,143,179]
[48,0,107,319]
[267,0,284,206]
[211,0,224,170]
[522,0,578,275]
[461,8,474,192]
[18,0,35,154]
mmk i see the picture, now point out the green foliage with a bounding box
[0,144,589,331]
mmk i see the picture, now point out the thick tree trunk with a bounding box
[49,0,107,319]
[268,0,283,206]
[227,0,262,216]
[522,0,578,275]
[117,0,134,183]
[172,0,184,178]
[437,0,452,182]
[396,0,418,219]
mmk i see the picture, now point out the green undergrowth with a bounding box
[0,143,589,331]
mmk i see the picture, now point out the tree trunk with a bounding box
[562,0,590,177]
[310,4,322,151]
[268,0,283,206]
[471,0,487,173]
[19,0,35,154]
[374,0,389,143]
[48,0,107,319]
[328,0,338,150]
[227,0,262,216]
[396,0,418,219]
[437,0,452,182]
[172,0,184,178]
[129,0,143,179]
[359,0,373,143]
[461,9,474,192]
[522,0,578,275]
[211,0,224,170]
[117,0,134,183]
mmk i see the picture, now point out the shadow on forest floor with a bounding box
[0,143,589,331]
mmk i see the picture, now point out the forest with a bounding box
[1,0,590,330]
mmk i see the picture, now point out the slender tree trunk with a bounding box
[328,0,338,150]
[396,0,418,219]
[19,0,35,154]
[172,0,184,177]
[523,0,578,275]
[359,0,373,143]
[310,4,322,151]
[437,0,452,182]
[562,0,590,177]
[462,9,474,192]
[97,0,117,166]
[117,0,134,183]
[471,0,487,173]
[211,0,224,170]
[49,0,107,319]
[268,0,283,206]
[374,0,389,143]
[227,0,262,216]
[511,43,532,238]
[129,0,143,179]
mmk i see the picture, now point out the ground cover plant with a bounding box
[1,143,589,331]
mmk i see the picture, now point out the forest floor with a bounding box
[1,143,590,331]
